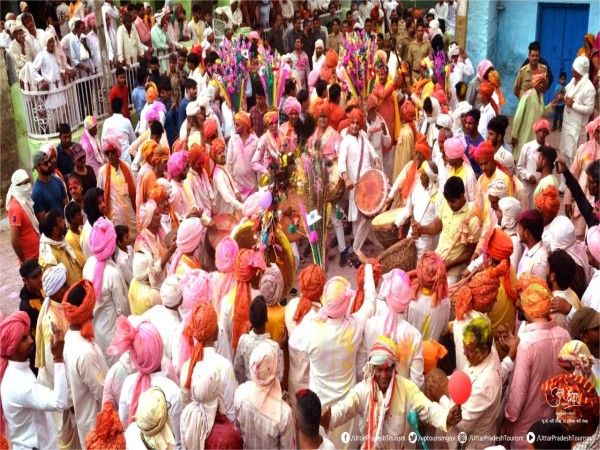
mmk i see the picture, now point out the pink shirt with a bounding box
[505,320,570,448]
[134,17,151,45]
[226,133,259,200]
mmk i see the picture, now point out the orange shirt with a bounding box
[8,200,39,262]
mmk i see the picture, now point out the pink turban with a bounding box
[169,217,204,275]
[316,277,355,321]
[167,151,188,179]
[477,59,494,81]
[107,317,164,425]
[89,217,117,302]
[215,237,238,272]
[587,226,600,264]
[247,342,282,423]
[380,269,411,336]
[532,119,550,133]
[84,13,96,28]
[585,116,600,138]
[0,311,30,434]
[249,31,261,42]
[283,97,301,115]
[242,190,265,218]
[259,264,284,306]
[181,269,212,307]
[443,137,466,160]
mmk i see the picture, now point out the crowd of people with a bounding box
[1,1,600,450]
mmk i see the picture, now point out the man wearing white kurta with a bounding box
[339,111,382,263]
[558,56,595,190]
[290,268,376,449]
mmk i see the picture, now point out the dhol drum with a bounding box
[372,208,403,248]
[355,169,389,218]
[208,213,240,249]
[378,237,418,274]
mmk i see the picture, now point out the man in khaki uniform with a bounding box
[406,23,431,82]
[514,42,548,98]
[328,17,342,53]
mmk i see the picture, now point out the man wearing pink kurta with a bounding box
[504,282,570,448]
[226,111,259,201]
[371,62,401,145]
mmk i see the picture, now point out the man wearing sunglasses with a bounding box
[31,151,68,223]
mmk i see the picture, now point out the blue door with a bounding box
[537,3,590,103]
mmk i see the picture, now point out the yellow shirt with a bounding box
[65,229,85,268]
[39,246,83,287]
[435,200,481,277]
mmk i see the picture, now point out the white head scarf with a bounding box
[572,56,590,76]
[6,169,38,231]
[494,147,516,175]
[544,216,591,273]
[487,178,508,199]
[498,197,522,231]
[136,387,176,450]
[42,263,67,297]
[180,366,224,450]
[160,274,183,308]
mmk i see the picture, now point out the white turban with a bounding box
[186,101,200,117]
[448,43,460,57]
[315,39,324,49]
[68,17,78,32]
[136,387,176,450]
[545,216,576,252]
[160,274,183,308]
[132,252,151,282]
[180,366,223,450]
[8,21,22,34]
[143,2,151,8]
[499,197,522,231]
[19,2,27,13]
[42,263,67,297]
[494,147,515,175]
[42,31,55,46]
[572,56,590,76]
[436,114,452,130]
[487,178,508,199]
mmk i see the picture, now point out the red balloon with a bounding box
[448,370,472,405]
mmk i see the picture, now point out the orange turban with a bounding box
[401,101,416,122]
[348,107,364,125]
[148,145,169,167]
[542,374,599,422]
[234,111,251,130]
[232,249,266,350]
[423,340,448,374]
[188,144,205,168]
[294,264,326,323]
[183,301,218,389]
[149,184,168,204]
[203,118,218,140]
[414,134,431,160]
[325,49,338,68]
[320,65,333,83]
[479,81,494,99]
[516,273,547,294]
[141,140,158,163]
[209,138,226,161]
[146,86,158,103]
[410,252,448,307]
[62,280,96,342]
[263,110,278,127]
[520,283,552,319]
[484,228,513,261]
[352,259,382,313]
[172,138,187,153]
[531,71,547,89]
[453,260,509,320]
[84,402,125,450]
[474,139,495,163]
[535,185,561,218]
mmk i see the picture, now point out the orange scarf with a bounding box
[103,162,136,218]
[351,259,382,313]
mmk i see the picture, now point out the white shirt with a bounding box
[102,2,119,60]
[212,165,243,214]
[517,240,550,280]
[559,75,596,159]
[100,113,136,160]
[140,305,181,360]
[452,100,472,135]
[407,293,451,342]
[25,28,45,56]
[478,103,496,139]
[367,113,392,157]
[582,268,600,311]
[449,59,474,109]
[516,139,542,209]
[116,24,145,64]
[119,371,182,447]
[63,329,108,446]
[1,360,68,450]
[434,2,449,20]
[83,257,130,362]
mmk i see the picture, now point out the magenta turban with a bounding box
[215,237,238,273]
[283,96,301,115]
[107,316,164,425]
[89,217,117,301]
[587,226,600,264]
[167,151,189,179]
[181,269,212,307]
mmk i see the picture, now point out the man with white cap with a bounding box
[8,21,36,77]
[447,43,474,110]
[221,0,243,31]
[20,12,45,56]
[312,39,325,71]
[558,55,595,191]
[201,26,217,58]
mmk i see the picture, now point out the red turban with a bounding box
[294,264,326,323]
[0,311,30,434]
[533,118,551,133]
[203,118,218,140]
[348,108,365,127]
[234,111,251,130]
[62,280,96,342]
[410,251,448,307]
[184,301,218,389]
[453,260,509,320]
[320,65,333,82]
[479,81,494,99]
[84,402,126,450]
[232,249,266,350]
[188,144,205,168]
[474,139,496,163]
[401,101,416,122]
[209,138,226,161]
[148,145,169,167]
[535,185,561,218]
[414,134,431,160]
[484,228,513,261]
[542,374,599,422]
[352,259,382,313]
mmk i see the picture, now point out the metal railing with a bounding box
[18,50,172,139]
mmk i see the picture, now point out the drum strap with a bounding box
[356,135,365,180]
